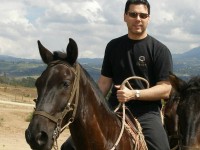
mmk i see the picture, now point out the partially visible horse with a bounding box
[163,89,179,149]
[164,73,200,149]
[25,38,147,150]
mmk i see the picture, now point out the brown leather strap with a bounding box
[34,111,59,123]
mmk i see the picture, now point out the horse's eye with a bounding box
[63,81,70,88]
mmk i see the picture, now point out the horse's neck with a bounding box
[70,72,121,146]
[79,75,118,125]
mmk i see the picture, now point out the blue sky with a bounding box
[0,0,199,59]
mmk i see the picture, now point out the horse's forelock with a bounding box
[53,51,67,61]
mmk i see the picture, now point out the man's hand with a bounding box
[115,85,135,103]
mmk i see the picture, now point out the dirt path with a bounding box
[0,101,70,150]
[0,100,34,107]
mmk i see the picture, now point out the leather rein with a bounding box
[111,76,149,150]
[33,61,80,150]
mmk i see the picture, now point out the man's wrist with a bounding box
[135,90,140,99]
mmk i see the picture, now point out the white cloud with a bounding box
[149,0,200,53]
[0,0,200,59]
[78,1,105,23]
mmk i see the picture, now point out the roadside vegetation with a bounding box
[0,75,36,87]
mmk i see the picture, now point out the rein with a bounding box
[111,76,149,150]
[33,61,80,150]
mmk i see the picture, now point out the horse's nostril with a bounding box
[36,131,48,146]
[25,129,49,149]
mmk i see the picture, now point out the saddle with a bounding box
[117,107,148,150]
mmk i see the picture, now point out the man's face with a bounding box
[124,4,150,39]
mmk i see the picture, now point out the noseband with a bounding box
[33,61,80,149]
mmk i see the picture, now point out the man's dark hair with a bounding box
[125,0,150,15]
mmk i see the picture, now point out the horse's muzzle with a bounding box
[25,129,49,150]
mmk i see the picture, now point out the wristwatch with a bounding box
[135,90,140,99]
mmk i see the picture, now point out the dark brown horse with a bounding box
[25,38,146,150]
[164,73,200,150]
[163,89,180,150]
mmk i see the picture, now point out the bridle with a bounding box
[33,61,80,150]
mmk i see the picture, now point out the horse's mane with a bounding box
[166,89,179,107]
[185,76,200,93]
[168,76,200,105]
[79,65,112,111]
[53,51,68,61]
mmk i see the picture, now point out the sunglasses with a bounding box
[127,12,149,19]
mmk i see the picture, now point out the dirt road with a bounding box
[0,100,34,107]
[0,100,70,150]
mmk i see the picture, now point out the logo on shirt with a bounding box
[137,56,147,67]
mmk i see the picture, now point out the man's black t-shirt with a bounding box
[101,34,173,116]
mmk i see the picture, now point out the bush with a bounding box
[25,112,33,122]
[0,76,36,87]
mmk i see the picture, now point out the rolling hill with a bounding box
[172,46,200,59]
[0,46,200,81]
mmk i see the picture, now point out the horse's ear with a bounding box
[38,40,54,64]
[169,72,187,93]
[66,38,78,65]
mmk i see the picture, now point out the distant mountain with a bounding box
[171,47,200,80]
[0,55,41,63]
[78,58,102,81]
[0,46,200,81]
[0,56,102,81]
[172,46,200,60]
[0,55,14,60]
[182,46,200,58]
[78,58,103,65]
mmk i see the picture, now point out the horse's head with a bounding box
[25,38,79,150]
[169,72,200,149]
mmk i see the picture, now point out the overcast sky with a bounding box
[0,0,199,59]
